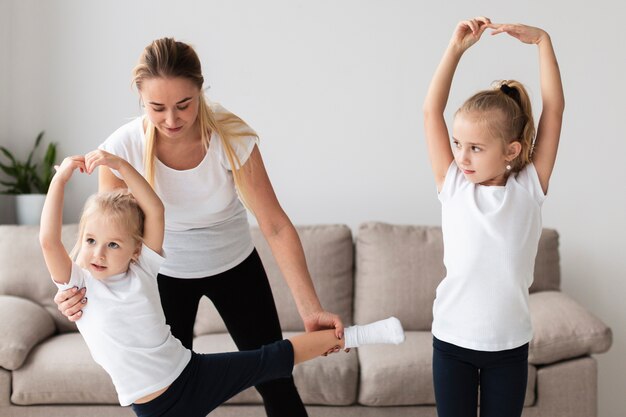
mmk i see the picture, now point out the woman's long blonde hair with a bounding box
[456,80,536,173]
[132,38,257,207]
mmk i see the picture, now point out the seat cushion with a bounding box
[12,333,118,405]
[357,331,536,406]
[193,332,358,405]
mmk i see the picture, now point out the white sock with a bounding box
[343,317,405,349]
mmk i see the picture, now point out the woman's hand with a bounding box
[488,23,548,45]
[303,310,349,355]
[54,287,87,321]
[450,16,491,52]
[84,149,126,174]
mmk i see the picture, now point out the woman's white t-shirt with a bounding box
[432,162,546,351]
[100,106,258,278]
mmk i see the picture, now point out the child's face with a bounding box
[452,113,513,186]
[77,216,141,280]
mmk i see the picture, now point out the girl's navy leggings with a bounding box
[433,336,529,417]
[157,250,307,417]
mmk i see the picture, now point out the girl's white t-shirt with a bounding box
[55,246,191,406]
[100,106,258,278]
[433,162,546,352]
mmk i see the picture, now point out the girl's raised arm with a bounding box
[85,150,164,255]
[489,23,565,193]
[40,156,86,284]
[423,17,490,191]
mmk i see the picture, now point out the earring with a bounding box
[506,164,512,171]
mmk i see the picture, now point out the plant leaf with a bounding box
[26,134,42,167]
[0,131,52,194]
[0,147,17,165]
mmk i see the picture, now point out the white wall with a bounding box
[2,0,625,415]
[0,0,13,223]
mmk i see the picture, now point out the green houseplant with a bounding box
[0,131,57,194]
[0,131,57,224]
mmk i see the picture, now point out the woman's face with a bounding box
[140,77,201,140]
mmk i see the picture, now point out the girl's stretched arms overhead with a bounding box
[84,150,165,255]
[489,23,565,194]
[423,17,491,191]
[40,156,87,284]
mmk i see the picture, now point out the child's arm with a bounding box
[85,150,165,255]
[423,17,491,192]
[40,156,87,284]
[489,23,565,194]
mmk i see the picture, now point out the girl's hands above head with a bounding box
[488,23,548,45]
[84,149,126,174]
[53,156,87,184]
[450,16,491,52]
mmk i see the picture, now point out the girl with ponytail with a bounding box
[423,17,564,417]
[53,37,345,417]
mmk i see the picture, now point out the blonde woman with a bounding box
[54,37,343,417]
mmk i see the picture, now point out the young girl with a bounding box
[39,150,405,417]
[423,17,564,417]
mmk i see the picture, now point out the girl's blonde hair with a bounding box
[456,80,536,172]
[132,37,257,208]
[70,191,145,259]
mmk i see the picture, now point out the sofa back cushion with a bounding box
[194,224,354,334]
[353,222,560,330]
[0,225,79,333]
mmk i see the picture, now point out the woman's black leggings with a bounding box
[433,336,529,417]
[157,249,307,417]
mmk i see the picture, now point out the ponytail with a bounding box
[497,80,535,171]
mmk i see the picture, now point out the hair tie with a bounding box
[500,83,521,107]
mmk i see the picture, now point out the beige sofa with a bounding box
[0,222,612,417]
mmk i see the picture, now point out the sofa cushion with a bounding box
[0,225,80,334]
[12,333,118,405]
[354,223,445,330]
[194,225,354,335]
[529,229,561,293]
[194,332,358,405]
[354,223,562,331]
[0,295,55,370]
[357,331,536,406]
[529,291,612,364]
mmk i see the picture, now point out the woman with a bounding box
[54,37,343,417]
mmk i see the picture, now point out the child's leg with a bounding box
[478,343,528,417]
[432,337,479,417]
[290,329,343,364]
[290,317,405,364]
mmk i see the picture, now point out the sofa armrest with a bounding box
[0,295,56,370]
[529,291,612,365]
